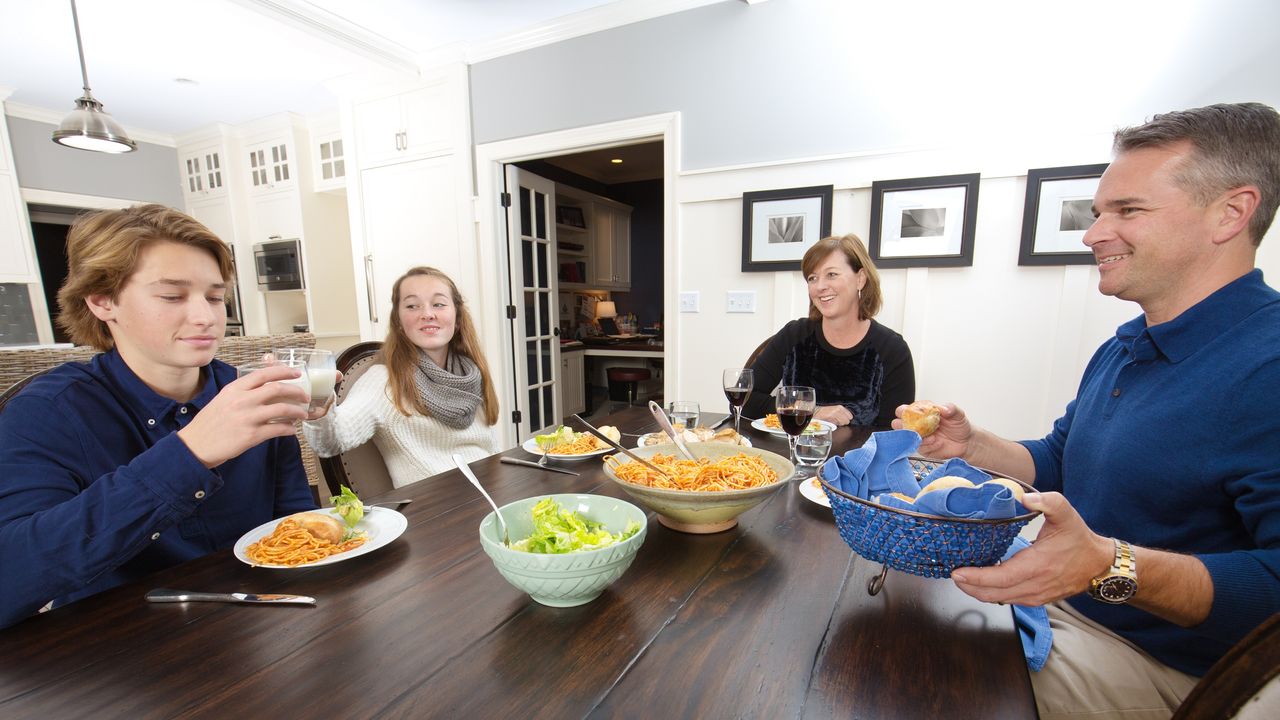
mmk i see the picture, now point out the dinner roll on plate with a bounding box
[293,512,344,544]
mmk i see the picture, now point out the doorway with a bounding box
[27,204,86,345]
[475,113,680,448]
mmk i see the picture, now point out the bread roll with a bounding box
[889,492,916,503]
[293,512,344,545]
[901,401,942,438]
[983,477,1026,501]
[917,476,975,496]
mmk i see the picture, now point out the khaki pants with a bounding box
[1032,600,1199,720]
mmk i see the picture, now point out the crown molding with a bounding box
[230,0,421,75]
[3,102,176,147]
[466,0,724,64]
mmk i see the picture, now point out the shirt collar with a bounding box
[100,349,220,421]
[1117,269,1277,363]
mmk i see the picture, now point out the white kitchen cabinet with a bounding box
[245,138,295,194]
[313,132,346,192]
[560,351,586,417]
[180,143,228,200]
[0,108,37,285]
[352,83,453,170]
[589,200,632,291]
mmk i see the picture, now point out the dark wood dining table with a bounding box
[0,406,1036,719]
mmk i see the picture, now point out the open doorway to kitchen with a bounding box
[512,141,665,426]
[475,113,679,447]
[26,204,87,345]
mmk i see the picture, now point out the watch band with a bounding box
[1089,538,1138,604]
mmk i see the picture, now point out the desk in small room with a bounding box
[561,340,664,413]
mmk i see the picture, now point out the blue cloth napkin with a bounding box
[1002,537,1053,672]
[820,429,922,499]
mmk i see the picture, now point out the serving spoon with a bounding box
[453,453,509,547]
[648,401,697,462]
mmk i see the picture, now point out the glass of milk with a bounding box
[273,348,337,412]
[236,357,310,422]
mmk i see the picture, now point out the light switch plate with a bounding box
[726,290,756,313]
[679,291,700,313]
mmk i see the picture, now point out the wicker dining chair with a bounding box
[316,342,395,501]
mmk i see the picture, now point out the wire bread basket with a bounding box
[821,457,1039,593]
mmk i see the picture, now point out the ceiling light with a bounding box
[610,158,623,164]
[51,0,137,154]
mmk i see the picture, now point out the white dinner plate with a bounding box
[749,417,837,437]
[234,507,408,568]
[521,437,612,461]
[635,432,751,449]
[798,476,831,508]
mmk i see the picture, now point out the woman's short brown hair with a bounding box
[56,204,232,350]
[800,234,883,321]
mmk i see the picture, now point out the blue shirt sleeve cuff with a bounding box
[132,433,224,509]
[1194,551,1280,645]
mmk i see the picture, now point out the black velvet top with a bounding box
[743,318,915,429]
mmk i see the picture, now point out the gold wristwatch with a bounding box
[1089,538,1137,604]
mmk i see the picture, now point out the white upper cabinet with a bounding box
[589,200,632,291]
[180,144,228,200]
[245,138,295,194]
[313,132,346,192]
[0,108,37,285]
[352,82,454,169]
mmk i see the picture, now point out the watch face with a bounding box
[1097,576,1137,603]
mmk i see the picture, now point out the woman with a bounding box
[742,234,914,429]
[305,267,500,487]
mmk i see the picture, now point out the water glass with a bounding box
[793,425,833,479]
[274,347,337,412]
[237,357,310,422]
[668,400,700,430]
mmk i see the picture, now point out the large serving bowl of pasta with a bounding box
[602,443,795,534]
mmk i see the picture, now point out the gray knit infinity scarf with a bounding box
[412,350,483,429]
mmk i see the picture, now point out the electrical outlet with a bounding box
[726,290,757,313]
[679,291,700,313]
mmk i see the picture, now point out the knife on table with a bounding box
[500,456,580,475]
[570,414,671,479]
[145,588,316,605]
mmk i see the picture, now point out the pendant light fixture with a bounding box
[51,0,136,153]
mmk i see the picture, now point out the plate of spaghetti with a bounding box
[602,443,794,534]
[751,415,835,437]
[521,426,616,461]
[234,507,408,568]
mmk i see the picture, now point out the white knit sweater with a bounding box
[303,364,500,488]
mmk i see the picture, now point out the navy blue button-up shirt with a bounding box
[0,350,316,628]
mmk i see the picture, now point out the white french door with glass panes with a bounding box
[504,166,561,439]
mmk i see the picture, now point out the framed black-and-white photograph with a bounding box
[1018,163,1108,266]
[741,185,833,272]
[868,173,979,268]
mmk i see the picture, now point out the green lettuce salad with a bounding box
[512,498,641,554]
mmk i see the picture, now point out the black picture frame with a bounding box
[868,173,979,268]
[741,185,834,272]
[1018,163,1108,266]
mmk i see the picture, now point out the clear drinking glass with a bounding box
[793,425,832,479]
[669,400,700,430]
[237,357,310,422]
[722,368,754,437]
[776,385,817,473]
[274,347,336,412]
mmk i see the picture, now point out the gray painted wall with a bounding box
[6,115,182,207]
[471,0,1280,171]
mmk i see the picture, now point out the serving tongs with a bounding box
[647,401,698,462]
[570,414,671,479]
[454,453,510,547]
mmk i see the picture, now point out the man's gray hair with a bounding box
[1114,102,1280,245]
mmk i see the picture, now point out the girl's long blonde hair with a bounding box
[381,267,498,425]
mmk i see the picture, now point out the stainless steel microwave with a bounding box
[254,238,304,291]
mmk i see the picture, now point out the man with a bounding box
[0,205,318,628]
[900,102,1280,719]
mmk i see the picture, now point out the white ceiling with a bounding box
[0,0,721,141]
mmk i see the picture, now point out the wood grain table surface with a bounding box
[0,406,1036,719]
